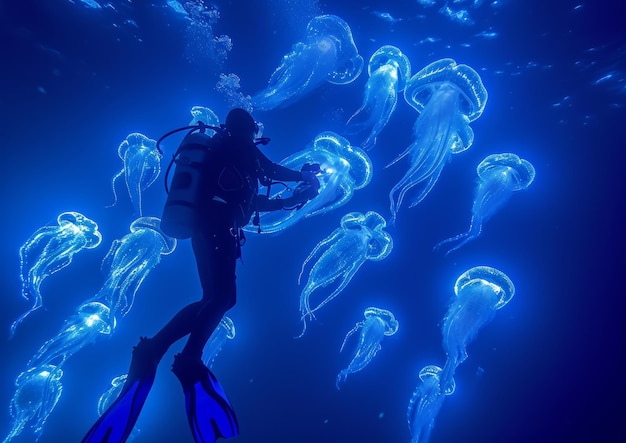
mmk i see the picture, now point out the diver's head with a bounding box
[225,108,258,140]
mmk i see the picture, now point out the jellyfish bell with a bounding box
[130,216,177,255]
[306,15,364,85]
[368,45,412,91]
[405,58,488,123]
[419,365,455,394]
[364,307,399,336]
[478,153,536,191]
[220,316,236,340]
[58,211,102,248]
[454,266,515,310]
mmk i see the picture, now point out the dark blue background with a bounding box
[1,0,624,442]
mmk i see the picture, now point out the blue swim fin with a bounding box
[82,338,160,443]
[172,353,239,443]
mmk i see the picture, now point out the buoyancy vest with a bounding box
[161,131,261,239]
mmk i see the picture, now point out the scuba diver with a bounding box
[82,108,320,443]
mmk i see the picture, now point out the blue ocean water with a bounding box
[1,0,624,442]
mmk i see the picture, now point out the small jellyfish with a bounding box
[110,133,161,216]
[407,365,453,443]
[439,266,515,394]
[203,316,236,369]
[93,374,140,441]
[434,153,536,255]
[11,211,102,337]
[189,105,219,130]
[3,364,63,443]
[336,307,398,389]
[345,45,411,150]
[252,15,363,110]
[298,211,393,335]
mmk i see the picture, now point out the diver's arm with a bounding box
[255,148,302,182]
[255,194,285,212]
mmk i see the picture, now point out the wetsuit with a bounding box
[150,133,302,360]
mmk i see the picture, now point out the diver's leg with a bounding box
[180,226,238,359]
[148,301,204,356]
[173,220,240,443]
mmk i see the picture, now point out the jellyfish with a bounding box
[439,266,515,394]
[92,216,177,328]
[27,302,114,369]
[434,153,536,255]
[407,365,453,443]
[110,133,161,216]
[94,374,140,441]
[203,316,236,369]
[247,131,372,234]
[252,14,364,111]
[189,105,219,129]
[3,364,63,443]
[298,211,393,335]
[388,58,488,222]
[336,307,398,389]
[11,212,102,338]
[345,45,411,150]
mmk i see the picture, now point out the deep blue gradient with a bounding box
[1,1,625,442]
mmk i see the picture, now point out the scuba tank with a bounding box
[158,121,273,239]
[160,129,215,239]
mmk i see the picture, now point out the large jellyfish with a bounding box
[92,216,177,328]
[252,14,364,111]
[247,131,372,234]
[407,365,453,443]
[203,316,236,369]
[336,307,398,389]
[434,153,536,255]
[298,211,393,335]
[439,266,515,394]
[27,301,114,368]
[11,212,102,337]
[2,364,63,443]
[345,45,411,150]
[110,133,162,216]
[388,58,488,222]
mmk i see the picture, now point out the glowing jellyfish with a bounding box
[247,131,372,234]
[407,365,453,443]
[189,105,219,129]
[110,133,161,216]
[27,302,113,368]
[336,307,398,389]
[11,211,102,338]
[298,211,393,335]
[94,374,140,441]
[434,153,536,255]
[439,266,515,395]
[3,364,63,443]
[203,316,236,369]
[388,58,487,222]
[92,216,177,328]
[252,14,364,111]
[345,45,411,150]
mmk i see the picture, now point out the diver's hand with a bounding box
[282,179,319,210]
[300,163,321,196]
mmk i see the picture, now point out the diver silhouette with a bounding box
[82,108,321,443]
